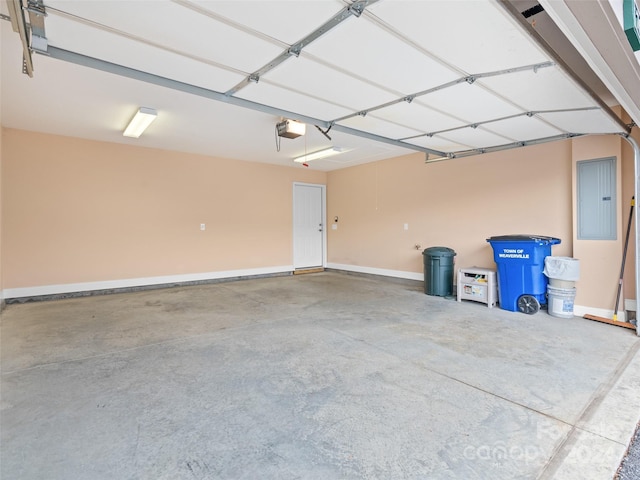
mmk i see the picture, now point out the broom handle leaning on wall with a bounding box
[614,196,635,322]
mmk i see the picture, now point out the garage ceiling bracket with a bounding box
[224,0,379,96]
[26,0,48,55]
[42,45,447,157]
[331,61,554,124]
[348,0,371,18]
[26,0,46,32]
[6,0,35,76]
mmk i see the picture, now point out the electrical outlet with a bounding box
[200,224,206,231]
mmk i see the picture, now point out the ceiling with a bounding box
[0,0,633,171]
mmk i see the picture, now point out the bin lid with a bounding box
[423,246,456,256]
[486,235,561,245]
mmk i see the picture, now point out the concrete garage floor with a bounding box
[2,271,640,480]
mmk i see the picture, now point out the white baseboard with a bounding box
[573,304,628,323]
[326,263,423,282]
[3,265,294,300]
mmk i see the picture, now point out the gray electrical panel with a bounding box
[577,157,617,240]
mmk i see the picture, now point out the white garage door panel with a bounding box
[439,128,513,149]
[237,81,354,121]
[421,83,522,124]
[405,136,471,153]
[46,2,284,75]
[337,115,424,140]
[489,116,565,141]
[539,110,626,134]
[189,0,345,45]
[305,15,460,96]
[43,15,248,93]
[367,0,549,73]
[373,101,464,136]
[264,55,398,113]
[1,0,631,170]
[478,66,595,112]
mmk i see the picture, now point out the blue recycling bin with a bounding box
[487,235,561,314]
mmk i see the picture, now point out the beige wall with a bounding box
[570,124,639,314]
[2,126,637,316]
[2,129,326,289]
[621,121,639,302]
[571,135,624,312]
[0,47,3,303]
[327,141,573,276]
[327,134,638,315]
[0,127,3,304]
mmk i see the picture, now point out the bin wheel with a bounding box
[517,295,540,315]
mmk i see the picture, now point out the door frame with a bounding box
[292,182,327,269]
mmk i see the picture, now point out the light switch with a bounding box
[404,223,409,231]
[200,224,206,231]
[332,224,338,230]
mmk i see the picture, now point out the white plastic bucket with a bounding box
[547,286,576,318]
[549,278,576,289]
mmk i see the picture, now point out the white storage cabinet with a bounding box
[457,267,498,308]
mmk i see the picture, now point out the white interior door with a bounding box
[293,183,325,269]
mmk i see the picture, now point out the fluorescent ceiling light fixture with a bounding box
[123,107,157,138]
[294,147,346,163]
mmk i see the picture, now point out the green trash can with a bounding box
[423,247,456,296]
